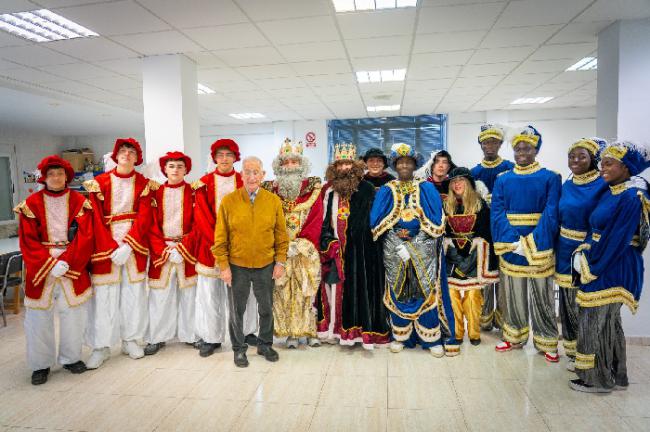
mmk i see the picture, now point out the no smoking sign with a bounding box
[305,131,317,148]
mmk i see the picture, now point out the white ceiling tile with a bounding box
[410,51,473,69]
[40,80,100,94]
[291,59,351,76]
[338,9,416,39]
[480,25,562,48]
[405,78,454,91]
[407,64,461,80]
[359,81,404,94]
[494,0,593,27]
[468,46,537,64]
[0,29,32,48]
[184,23,268,50]
[46,37,139,62]
[513,59,573,74]
[137,0,247,28]
[276,41,346,62]
[404,89,446,101]
[0,45,77,66]
[546,70,596,84]
[500,71,559,85]
[198,67,243,82]
[417,3,505,33]
[212,46,284,67]
[350,55,408,71]
[0,58,22,70]
[44,62,116,79]
[0,0,36,13]
[52,0,171,36]
[0,66,64,83]
[238,64,295,79]
[460,62,518,77]
[413,31,486,53]
[302,73,356,87]
[94,57,143,76]
[78,74,140,90]
[575,0,650,22]
[311,84,357,96]
[185,52,227,68]
[111,31,202,56]
[32,1,111,8]
[258,16,338,45]
[345,36,411,58]
[454,75,505,88]
[361,92,402,104]
[547,21,613,44]
[114,87,143,98]
[528,43,596,61]
[237,0,331,21]
[255,77,308,90]
[207,80,259,92]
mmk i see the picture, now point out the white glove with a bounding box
[573,253,582,273]
[287,242,299,258]
[49,261,69,278]
[512,241,525,256]
[396,244,411,263]
[111,244,133,266]
[169,248,184,264]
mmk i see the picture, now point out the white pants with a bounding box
[195,274,258,344]
[147,267,197,344]
[85,265,148,349]
[25,284,87,372]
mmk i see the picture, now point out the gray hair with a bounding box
[242,156,263,170]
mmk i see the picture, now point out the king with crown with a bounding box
[262,139,324,348]
[316,143,390,349]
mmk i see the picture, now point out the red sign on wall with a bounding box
[305,131,317,148]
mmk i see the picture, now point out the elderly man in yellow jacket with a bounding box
[213,156,289,368]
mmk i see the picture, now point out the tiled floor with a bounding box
[1,312,649,432]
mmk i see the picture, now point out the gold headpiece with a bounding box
[279,138,303,156]
[478,125,504,143]
[568,139,600,157]
[334,143,357,161]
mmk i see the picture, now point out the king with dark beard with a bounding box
[317,143,390,349]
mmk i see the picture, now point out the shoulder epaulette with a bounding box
[191,179,206,190]
[13,200,35,218]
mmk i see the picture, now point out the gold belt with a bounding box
[506,213,541,226]
[560,226,587,242]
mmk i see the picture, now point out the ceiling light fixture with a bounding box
[510,97,554,105]
[356,69,406,83]
[367,104,400,112]
[566,57,597,71]
[0,9,98,42]
[229,113,266,120]
[197,83,216,95]
[333,0,417,13]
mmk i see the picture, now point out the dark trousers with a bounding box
[228,263,274,353]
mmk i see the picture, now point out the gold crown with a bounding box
[279,138,303,156]
[479,127,504,143]
[334,143,357,161]
[512,132,540,148]
[568,139,599,156]
[601,145,628,162]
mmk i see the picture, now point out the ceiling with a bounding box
[1,0,650,133]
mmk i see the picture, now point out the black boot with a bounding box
[257,345,279,362]
[234,351,249,368]
[199,342,222,357]
[244,333,259,346]
[470,339,481,346]
[144,342,166,356]
[31,368,50,385]
[63,361,88,374]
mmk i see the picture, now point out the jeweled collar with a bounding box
[610,183,628,195]
[572,170,600,185]
[481,157,503,169]
[513,161,541,175]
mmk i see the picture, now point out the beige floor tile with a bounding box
[328,346,389,377]
[542,414,630,432]
[155,398,246,432]
[67,363,155,395]
[388,377,458,410]
[309,406,387,432]
[74,394,179,432]
[253,372,325,404]
[386,408,467,432]
[318,374,387,408]
[454,378,534,414]
[268,346,334,375]
[235,402,316,432]
[601,383,650,417]
[465,409,549,432]
[622,416,650,432]
[140,343,224,371]
[387,348,450,378]
[447,346,519,380]
[0,388,59,426]
[123,368,209,397]
[188,368,265,401]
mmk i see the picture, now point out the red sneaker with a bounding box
[545,352,560,363]
[495,341,513,352]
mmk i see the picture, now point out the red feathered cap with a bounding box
[111,137,143,166]
[38,155,75,185]
[159,151,192,176]
[210,138,240,163]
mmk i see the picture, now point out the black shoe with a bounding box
[257,345,279,362]
[234,351,249,368]
[144,342,165,356]
[569,378,612,393]
[199,342,221,358]
[245,333,259,346]
[186,340,202,349]
[31,368,50,385]
[470,339,481,346]
[63,361,87,374]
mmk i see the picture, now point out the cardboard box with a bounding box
[61,151,85,172]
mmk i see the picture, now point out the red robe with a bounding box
[15,188,94,309]
[191,169,243,276]
[83,169,155,285]
[148,181,198,288]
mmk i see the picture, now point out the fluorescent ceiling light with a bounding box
[0,9,98,42]
[367,105,400,112]
[197,83,215,95]
[333,0,417,12]
[356,69,406,83]
[229,113,266,120]
[510,97,554,105]
[566,57,597,71]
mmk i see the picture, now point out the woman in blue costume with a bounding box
[370,143,459,358]
[555,138,608,371]
[491,125,562,362]
[569,141,650,393]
